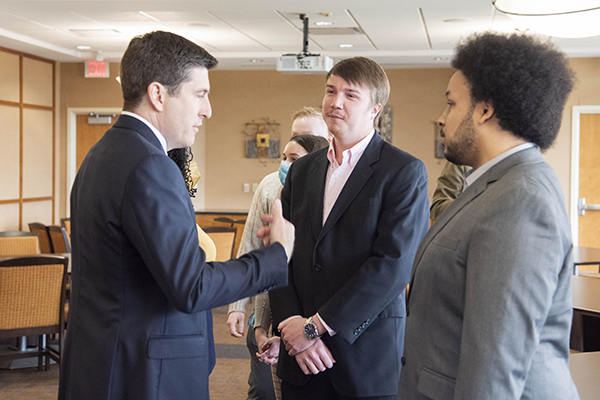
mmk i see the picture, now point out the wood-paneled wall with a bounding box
[0,47,55,231]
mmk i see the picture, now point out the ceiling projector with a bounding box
[277,13,333,74]
[277,54,334,73]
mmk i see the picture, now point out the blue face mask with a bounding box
[278,160,292,185]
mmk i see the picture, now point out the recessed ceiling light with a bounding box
[139,11,160,22]
[76,45,91,50]
[248,59,264,63]
[434,57,449,61]
[339,44,353,48]
[185,22,210,28]
[443,18,471,23]
[315,21,333,26]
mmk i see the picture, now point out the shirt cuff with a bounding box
[228,297,249,314]
[315,313,336,337]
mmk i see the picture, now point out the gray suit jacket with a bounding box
[398,147,579,400]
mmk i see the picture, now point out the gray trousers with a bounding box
[246,321,276,400]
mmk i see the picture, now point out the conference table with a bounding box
[570,351,600,400]
[573,246,600,275]
[571,275,600,352]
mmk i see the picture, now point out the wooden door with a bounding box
[76,114,116,170]
[578,113,600,248]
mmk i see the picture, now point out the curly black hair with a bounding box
[168,147,196,197]
[452,32,575,150]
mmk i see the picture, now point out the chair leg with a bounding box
[37,335,44,371]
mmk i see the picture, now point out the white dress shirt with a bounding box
[121,111,168,155]
[463,142,535,191]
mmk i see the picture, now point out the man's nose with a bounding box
[331,93,344,108]
[437,114,445,127]
[202,98,212,119]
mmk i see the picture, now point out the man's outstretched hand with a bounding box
[257,199,294,262]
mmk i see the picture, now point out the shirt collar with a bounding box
[327,129,375,168]
[121,111,168,155]
[463,142,535,191]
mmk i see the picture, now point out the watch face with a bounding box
[304,322,318,340]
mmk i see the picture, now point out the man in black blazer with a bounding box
[269,57,429,399]
[58,31,294,400]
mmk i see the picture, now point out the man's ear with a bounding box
[147,82,166,112]
[476,99,495,125]
[371,103,382,121]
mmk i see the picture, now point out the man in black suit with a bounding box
[58,31,294,400]
[269,57,429,399]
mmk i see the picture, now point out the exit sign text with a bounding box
[85,61,110,78]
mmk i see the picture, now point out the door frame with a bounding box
[570,105,600,245]
[66,107,122,215]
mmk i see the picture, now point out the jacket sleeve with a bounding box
[121,154,288,313]
[320,158,430,345]
[453,185,572,399]
[430,161,470,222]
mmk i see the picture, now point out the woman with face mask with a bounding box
[278,134,329,186]
[256,134,329,399]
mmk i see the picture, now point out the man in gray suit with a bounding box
[397,32,579,399]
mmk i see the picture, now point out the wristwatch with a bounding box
[304,317,320,340]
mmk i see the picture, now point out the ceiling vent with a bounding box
[69,29,122,37]
[309,27,365,35]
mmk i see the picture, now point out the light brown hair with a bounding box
[326,57,390,125]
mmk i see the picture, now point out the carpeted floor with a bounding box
[0,305,252,400]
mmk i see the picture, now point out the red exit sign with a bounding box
[85,61,110,78]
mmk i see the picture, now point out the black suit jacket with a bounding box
[270,133,429,397]
[58,115,287,400]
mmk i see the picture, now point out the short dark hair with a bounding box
[289,134,329,154]
[120,31,218,111]
[452,32,575,150]
[326,57,390,126]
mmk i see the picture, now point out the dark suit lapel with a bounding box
[113,114,164,152]
[407,147,543,302]
[318,133,381,242]
[308,151,329,241]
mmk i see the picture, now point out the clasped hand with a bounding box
[294,338,335,375]
[278,316,335,375]
[278,316,314,356]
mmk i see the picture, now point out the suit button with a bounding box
[366,319,370,324]
[353,330,358,335]
[401,357,406,366]
[314,264,322,272]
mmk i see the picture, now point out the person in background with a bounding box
[254,134,329,400]
[58,30,294,400]
[168,147,217,261]
[226,107,329,400]
[429,161,470,222]
[397,32,578,400]
[270,56,430,400]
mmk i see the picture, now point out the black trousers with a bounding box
[280,370,396,400]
